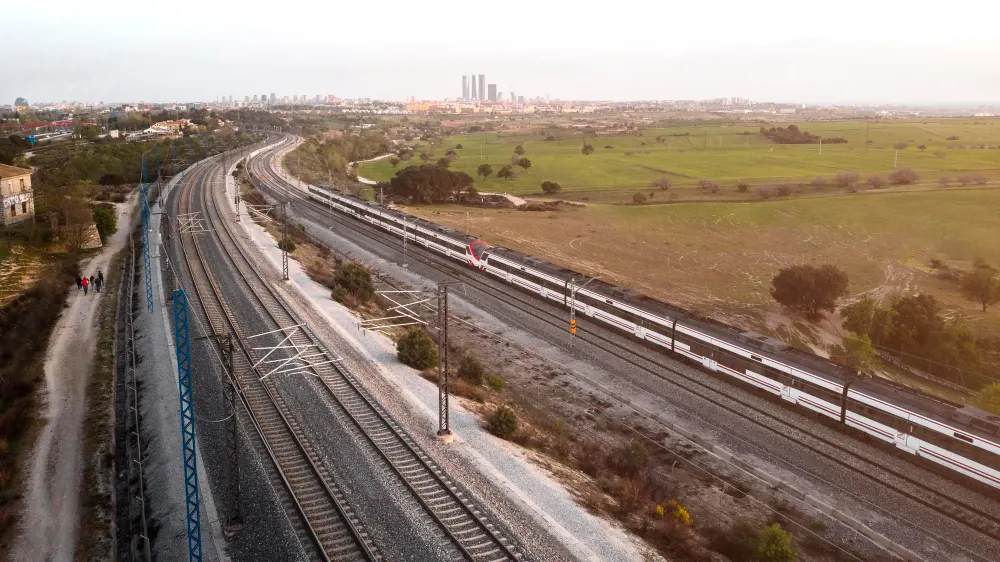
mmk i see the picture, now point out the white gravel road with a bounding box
[11,194,137,562]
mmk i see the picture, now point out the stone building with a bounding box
[0,164,35,226]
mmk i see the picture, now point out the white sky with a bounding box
[4,0,1000,105]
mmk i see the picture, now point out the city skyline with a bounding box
[3,0,999,105]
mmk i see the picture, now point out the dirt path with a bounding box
[11,194,137,562]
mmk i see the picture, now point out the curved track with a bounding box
[179,147,523,562]
[248,137,1000,560]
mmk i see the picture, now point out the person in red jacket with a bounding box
[82,276,89,296]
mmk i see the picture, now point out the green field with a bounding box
[361,119,1000,200]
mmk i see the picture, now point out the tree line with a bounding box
[760,125,847,145]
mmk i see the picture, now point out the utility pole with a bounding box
[436,284,454,442]
[281,202,289,281]
[401,219,410,268]
[568,276,599,348]
[865,122,870,156]
[894,149,898,169]
[219,333,240,531]
[819,136,822,156]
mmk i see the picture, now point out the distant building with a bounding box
[462,76,470,100]
[478,75,486,101]
[487,85,497,102]
[0,164,35,227]
[270,93,276,104]
[509,91,516,102]
[517,95,524,103]
[471,75,478,100]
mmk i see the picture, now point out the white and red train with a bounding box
[303,183,1000,490]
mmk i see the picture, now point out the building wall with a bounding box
[1,173,35,226]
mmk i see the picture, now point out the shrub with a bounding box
[488,405,519,439]
[613,440,649,477]
[331,261,375,303]
[698,179,721,192]
[541,181,562,194]
[811,176,827,188]
[604,145,614,149]
[946,135,959,140]
[632,192,647,205]
[893,142,908,150]
[888,167,920,184]
[514,144,525,155]
[581,144,595,155]
[91,204,117,243]
[98,173,126,186]
[486,373,506,392]
[939,177,950,187]
[649,176,673,190]
[736,180,751,192]
[277,239,296,252]
[867,174,887,189]
[455,143,463,149]
[958,174,973,186]
[756,523,798,562]
[666,499,692,525]
[973,173,989,185]
[397,329,437,370]
[755,184,778,199]
[776,184,794,196]
[457,354,485,385]
[832,170,861,187]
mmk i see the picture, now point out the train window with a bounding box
[954,432,974,444]
[750,354,763,362]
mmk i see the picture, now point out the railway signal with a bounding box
[570,319,576,334]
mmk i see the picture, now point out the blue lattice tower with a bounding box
[173,289,203,562]
[141,156,153,313]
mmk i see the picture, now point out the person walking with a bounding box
[97,270,104,285]
[76,276,82,291]
[82,276,89,296]
[95,275,103,294]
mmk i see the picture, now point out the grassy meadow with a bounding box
[402,186,1000,344]
[361,119,1000,201]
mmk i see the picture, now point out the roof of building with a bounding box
[0,164,31,179]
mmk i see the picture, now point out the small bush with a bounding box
[958,174,973,186]
[488,405,519,439]
[486,373,506,392]
[973,173,989,185]
[331,261,375,303]
[888,167,919,185]
[736,180,751,192]
[666,499,693,525]
[698,179,721,192]
[540,180,562,194]
[604,145,614,149]
[455,143,463,149]
[776,184,794,197]
[832,170,860,187]
[867,174,887,189]
[632,192,647,205]
[756,523,798,562]
[946,135,959,140]
[612,440,649,477]
[457,354,485,385]
[756,184,779,199]
[278,239,296,252]
[649,176,673,190]
[397,329,437,370]
[811,176,827,188]
[939,177,950,187]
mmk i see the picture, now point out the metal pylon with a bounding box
[437,284,451,438]
[173,289,203,562]
[220,333,241,529]
[141,157,153,313]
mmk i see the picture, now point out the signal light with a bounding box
[570,319,577,334]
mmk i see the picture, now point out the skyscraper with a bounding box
[478,75,486,101]
[510,92,516,102]
[488,84,497,102]
[462,76,470,100]
[470,75,477,101]
[261,93,267,104]
[270,93,276,104]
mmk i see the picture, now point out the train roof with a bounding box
[852,378,1000,441]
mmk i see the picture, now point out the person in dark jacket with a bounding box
[76,276,83,291]
[98,270,104,284]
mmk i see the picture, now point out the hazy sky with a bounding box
[4,0,1000,105]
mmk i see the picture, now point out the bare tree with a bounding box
[893,142,908,150]
[649,176,673,190]
[867,175,888,189]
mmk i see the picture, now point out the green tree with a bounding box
[458,355,485,384]
[756,524,798,562]
[961,261,1000,312]
[771,264,849,318]
[497,165,516,180]
[331,261,375,303]
[972,383,1000,415]
[397,329,437,370]
[477,163,493,181]
[436,157,451,168]
[832,332,877,374]
[389,156,400,167]
[517,158,532,170]
[488,405,519,439]
[581,144,595,155]
[632,192,647,205]
[541,181,562,194]
[455,143,463,149]
[514,144,525,155]
[840,295,895,344]
[91,205,117,243]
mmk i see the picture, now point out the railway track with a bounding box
[248,139,1000,558]
[174,158,380,562]
[185,148,523,562]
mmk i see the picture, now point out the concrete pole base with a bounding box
[436,429,456,444]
